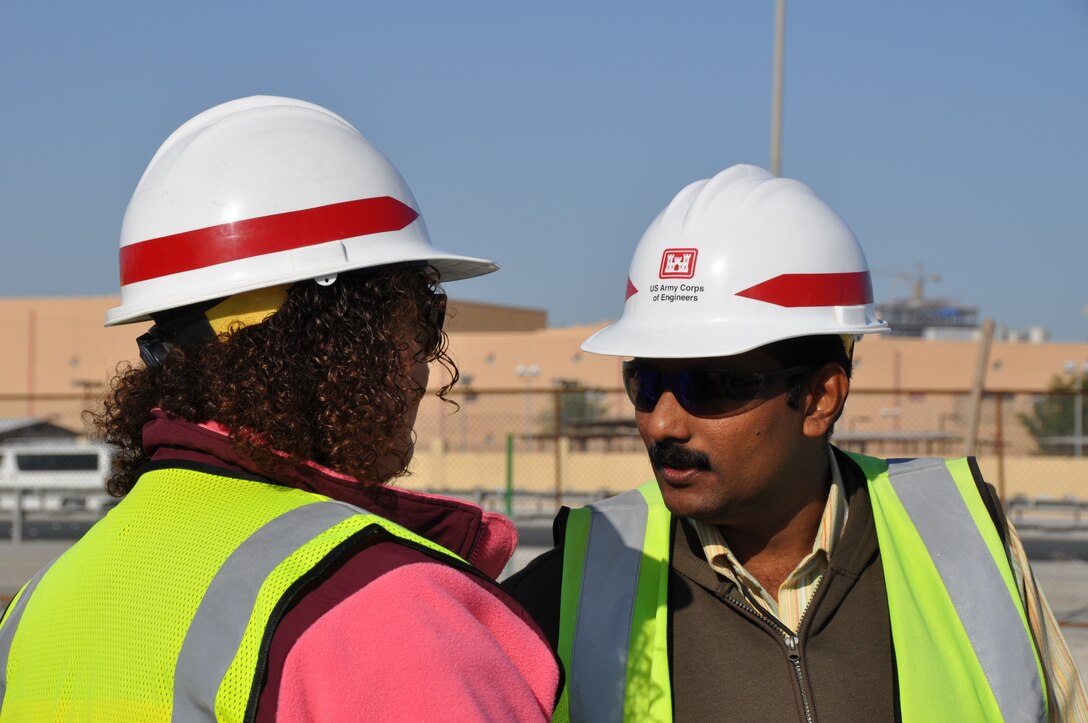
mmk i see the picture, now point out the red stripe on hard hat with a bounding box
[625,277,638,300]
[119,197,419,285]
[736,271,873,307]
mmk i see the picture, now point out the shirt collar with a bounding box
[690,446,849,586]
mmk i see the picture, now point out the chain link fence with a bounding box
[5,388,1087,519]
[0,394,100,437]
[404,387,1088,518]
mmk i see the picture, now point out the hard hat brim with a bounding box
[106,245,497,326]
[580,315,888,359]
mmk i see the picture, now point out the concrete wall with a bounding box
[402,438,652,495]
[400,439,1088,503]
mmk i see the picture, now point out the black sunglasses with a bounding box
[622,361,809,417]
[431,292,448,332]
[414,292,447,355]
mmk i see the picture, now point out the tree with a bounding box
[537,389,611,435]
[1018,374,1088,455]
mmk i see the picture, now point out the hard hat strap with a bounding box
[137,284,296,368]
[137,298,222,368]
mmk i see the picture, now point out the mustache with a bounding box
[649,441,711,471]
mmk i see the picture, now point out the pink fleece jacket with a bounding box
[278,561,556,721]
[143,410,558,721]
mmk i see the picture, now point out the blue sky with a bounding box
[3,1,1087,339]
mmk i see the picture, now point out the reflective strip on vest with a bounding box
[0,563,55,707]
[860,454,1047,722]
[0,468,468,722]
[557,482,671,723]
[558,457,1046,723]
[172,499,362,719]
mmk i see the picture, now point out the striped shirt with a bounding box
[690,449,1087,721]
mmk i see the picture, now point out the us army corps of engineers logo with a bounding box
[651,248,703,302]
[659,248,697,278]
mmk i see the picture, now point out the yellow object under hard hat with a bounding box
[134,284,292,368]
[205,285,290,338]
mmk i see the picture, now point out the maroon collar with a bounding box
[142,410,493,565]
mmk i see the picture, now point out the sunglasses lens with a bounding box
[622,364,661,413]
[623,363,797,416]
[432,293,447,334]
[680,370,764,415]
[415,293,447,356]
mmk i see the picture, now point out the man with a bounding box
[0,96,557,720]
[505,164,1085,721]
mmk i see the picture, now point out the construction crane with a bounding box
[872,265,980,337]
[872,265,941,304]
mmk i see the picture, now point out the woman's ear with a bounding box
[802,362,850,439]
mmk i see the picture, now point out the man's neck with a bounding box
[718,464,832,601]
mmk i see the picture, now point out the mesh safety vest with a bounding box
[554,454,1048,723]
[0,464,468,722]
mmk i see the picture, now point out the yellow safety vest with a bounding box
[554,453,1047,722]
[0,464,467,722]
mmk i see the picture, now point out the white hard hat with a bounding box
[107,96,497,326]
[581,164,888,358]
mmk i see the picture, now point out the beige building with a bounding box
[1,295,1086,429]
[2,295,1087,503]
[442,324,1088,394]
[0,296,548,426]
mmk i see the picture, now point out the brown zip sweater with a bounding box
[503,447,1008,722]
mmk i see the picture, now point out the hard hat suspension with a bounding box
[136,284,291,368]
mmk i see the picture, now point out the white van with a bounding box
[0,442,115,513]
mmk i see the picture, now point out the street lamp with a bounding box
[1064,361,1088,458]
[516,364,541,443]
[459,374,475,451]
[770,0,787,176]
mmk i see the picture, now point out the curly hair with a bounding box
[91,265,457,496]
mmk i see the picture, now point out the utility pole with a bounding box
[963,318,995,457]
[770,0,787,176]
[1066,360,1086,458]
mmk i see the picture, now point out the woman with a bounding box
[0,97,558,721]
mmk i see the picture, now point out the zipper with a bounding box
[785,634,815,723]
[723,576,824,723]
[786,574,824,723]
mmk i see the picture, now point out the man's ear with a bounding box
[802,362,849,439]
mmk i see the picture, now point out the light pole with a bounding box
[1065,361,1087,458]
[459,374,475,451]
[770,0,787,176]
[1077,368,1083,459]
[516,364,541,443]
